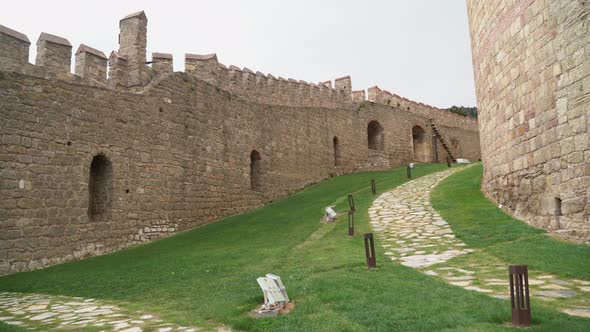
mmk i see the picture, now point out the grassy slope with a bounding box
[0,164,589,331]
[0,322,25,332]
[431,164,590,280]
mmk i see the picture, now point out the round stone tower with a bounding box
[466,0,589,241]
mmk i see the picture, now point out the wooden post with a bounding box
[348,210,354,236]
[509,265,531,327]
[364,233,376,268]
[348,194,355,212]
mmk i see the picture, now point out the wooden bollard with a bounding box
[509,265,531,327]
[348,210,354,236]
[364,233,376,268]
[347,194,355,212]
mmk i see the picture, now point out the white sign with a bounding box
[325,206,337,220]
[266,273,289,302]
[257,273,289,309]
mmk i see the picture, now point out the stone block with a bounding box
[0,24,30,63]
[35,32,72,74]
[152,53,173,75]
[334,75,351,94]
[562,197,586,214]
[75,44,107,83]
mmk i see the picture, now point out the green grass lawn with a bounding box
[1,164,589,331]
[0,322,22,332]
[431,164,590,280]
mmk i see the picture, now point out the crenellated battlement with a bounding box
[0,24,111,86]
[152,52,173,75]
[0,10,477,117]
[364,85,478,131]
[0,12,153,88]
[182,51,352,108]
[0,24,30,66]
[35,32,72,75]
[75,44,108,84]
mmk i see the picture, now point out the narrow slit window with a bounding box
[250,150,262,190]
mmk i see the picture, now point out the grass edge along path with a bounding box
[431,163,590,281]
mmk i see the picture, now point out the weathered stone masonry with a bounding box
[466,0,589,242]
[0,11,479,275]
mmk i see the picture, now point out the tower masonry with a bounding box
[466,0,589,242]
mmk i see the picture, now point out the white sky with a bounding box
[1,0,476,107]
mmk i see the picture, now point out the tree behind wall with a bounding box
[447,106,478,118]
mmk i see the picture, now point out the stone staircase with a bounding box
[430,122,455,162]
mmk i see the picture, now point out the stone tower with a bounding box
[466,0,589,242]
[118,10,149,86]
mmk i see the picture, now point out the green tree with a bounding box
[446,106,477,118]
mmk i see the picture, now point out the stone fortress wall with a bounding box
[466,0,589,242]
[0,11,480,275]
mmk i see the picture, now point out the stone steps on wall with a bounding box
[430,123,456,162]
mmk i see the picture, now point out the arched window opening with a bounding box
[412,125,429,162]
[250,150,262,190]
[88,154,113,222]
[333,136,341,166]
[367,120,384,151]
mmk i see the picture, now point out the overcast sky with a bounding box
[1,0,476,107]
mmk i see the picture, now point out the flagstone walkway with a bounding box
[0,292,230,331]
[369,166,590,318]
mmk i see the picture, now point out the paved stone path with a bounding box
[0,292,230,331]
[369,166,590,319]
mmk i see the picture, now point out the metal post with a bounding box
[509,265,531,327]
[348,210,354,236]
[364,233,376,268]
[370,179,376,195]
[406,165,411,179]
[348,194,355,212]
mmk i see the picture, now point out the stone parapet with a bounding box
[35,32,72,75]
[0,24,31,67]
[108,51,128,87]
[152,52,173,75]
[183,53,353,109]
[366,85,479,133]
[75,44,107,83]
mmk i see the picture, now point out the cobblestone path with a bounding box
[0,292,230,331]
[369,166,590,318]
